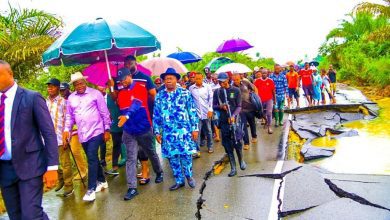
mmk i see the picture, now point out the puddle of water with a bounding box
[311,131,339,148]
[308,98,390,175]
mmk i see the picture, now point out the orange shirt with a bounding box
[254,78,275,102]
[286,71,299,88]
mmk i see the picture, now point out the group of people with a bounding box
[0,57,337,219]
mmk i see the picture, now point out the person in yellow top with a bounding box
[285,65,300,108]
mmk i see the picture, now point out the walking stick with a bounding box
[66,143,86,189]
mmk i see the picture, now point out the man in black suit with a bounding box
[0,60,59,220]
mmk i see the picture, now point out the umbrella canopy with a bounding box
[140,57,188,76]
[167,51,202,64]
[42,18,161,66]
[215,63,252,74]
[205,57,234,72]
[286,61,295,66]
[82,62,151,87]
[310,61,319,67]
[216,38,253,53]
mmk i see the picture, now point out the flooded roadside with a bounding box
[287,89,390,175]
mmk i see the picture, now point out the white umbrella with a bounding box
[140,57,188,76]
[215,63,252,74]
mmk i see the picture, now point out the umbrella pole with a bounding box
[104,50,114,92]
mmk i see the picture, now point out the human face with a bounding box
[194,74,203,86]
[189,75,195,83]
[0,64,14,92]
[124,60,137,74]
[274,65,282,74]
[47,84,59,97]
[60,89,70,98]
[305,63,309,69]
[121,75,133,87]
[219,79,230,89]
[232,74,241,86]
[289,66,294,72]
[73,79,87,94]
[329,64,333,70]
[261,71,268,79]
[164,75,177,91]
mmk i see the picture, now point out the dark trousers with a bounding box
[82,134,106,190]
[111,131,123,167]
[197,119,213,150]
[0,161,48,220]
[99,142,107,167]
[241,111,257,145]
[220,122,242,154]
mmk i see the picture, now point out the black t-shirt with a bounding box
[213,86,242,121]
[328,70,336,83]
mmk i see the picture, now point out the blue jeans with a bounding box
[198,119,213,150]
[81,134,106,190]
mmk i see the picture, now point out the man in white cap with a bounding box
[63,72,111,202]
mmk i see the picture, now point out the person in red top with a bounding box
[254,69,276,134]
[286,65,300,108]
[299,62,314,106]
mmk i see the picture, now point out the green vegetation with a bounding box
[0,4,63,83]
[185,52,275,73]
[319,0,390,91]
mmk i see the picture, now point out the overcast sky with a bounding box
[2,0,382,63]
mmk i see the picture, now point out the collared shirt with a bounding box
[203,78,214,86]
[46,95,66,146]
[0,83,18,160]
[270,73,288,101]
[210,83,220,92]
[65,87,111,143]
[189,83,213,120]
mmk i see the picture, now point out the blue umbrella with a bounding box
[167,51,202,64]
[310,61,319,67]
[42,18,161,66]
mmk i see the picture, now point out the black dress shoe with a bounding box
[187,177,196,188]
[124,188,138,201]
[169,183,185,191]
[155,173,164,184]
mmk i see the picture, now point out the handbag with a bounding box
[249,91,263,119]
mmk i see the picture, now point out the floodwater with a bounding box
[309,98,390,175]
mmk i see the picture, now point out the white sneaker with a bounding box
[83,190,96,202]
[95,181,108,192]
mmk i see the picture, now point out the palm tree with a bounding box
[326,12,388,42]
[354,0,390,18]
[0,4,62,80]
[354,0,390,42]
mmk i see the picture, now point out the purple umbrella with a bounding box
[216,38,253,53]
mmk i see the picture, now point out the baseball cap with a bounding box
[217,72,229,82]
[46,78,60,87]
[117,68,131,81]
[60,82,70,90]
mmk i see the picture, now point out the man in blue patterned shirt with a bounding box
[153,68,199,191]
[270,64,288,127]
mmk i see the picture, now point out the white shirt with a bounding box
[189,83,213,120]
[1,84,58,170]
[0,83,17,160]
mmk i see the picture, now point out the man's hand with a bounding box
[63,143,69,150]
[118,115,128,128]
[156,135,162,144]
[228,117,235,124]
[296,87,299,92]
[221,104,228,111]
[43,170,58,189]
[107,79,115,88]
[192,131,199,141]
[63,131,70,146]
[104,131,111,142]
[207,111,213,119]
